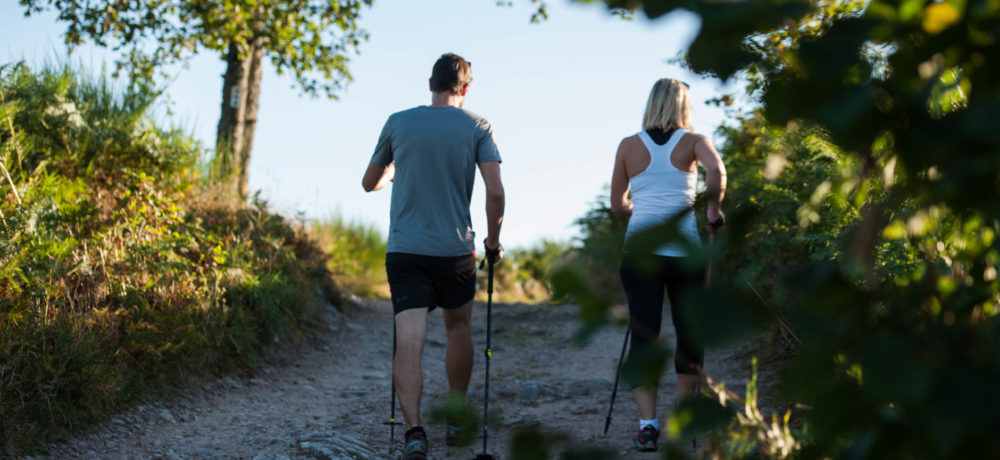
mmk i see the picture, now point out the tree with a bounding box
[20,0,372,198]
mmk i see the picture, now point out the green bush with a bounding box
[310,215,390,299]
[308,213,569,304]
[477,240,571,303]
[548,107,1000,459]
[0,63,336,455]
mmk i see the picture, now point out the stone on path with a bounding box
[294,430,379,460]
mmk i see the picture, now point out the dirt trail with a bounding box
[37,298,773,460]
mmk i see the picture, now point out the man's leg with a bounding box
[442,300,474,395]
[394,307,429,430]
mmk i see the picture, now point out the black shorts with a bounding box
[385,252,476,315]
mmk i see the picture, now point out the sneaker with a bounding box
[404,426,429,460]
[635,424,660,452]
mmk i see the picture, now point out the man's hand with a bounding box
[484,238,504,265]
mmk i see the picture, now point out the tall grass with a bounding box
[310,215,390,299]
[309,215,570,303]
[480,239,570,303]
[0,62,337,455]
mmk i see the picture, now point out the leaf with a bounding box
[860,336,932,403]
[667,394,733,440]
[622,342,671,388]
[922,2,961,35]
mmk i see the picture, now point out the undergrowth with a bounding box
[310,213,569,304]
[0,62,337,455]
[477,240,570,304]
[310,216,389,299]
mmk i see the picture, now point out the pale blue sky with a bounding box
[1,0,739,249]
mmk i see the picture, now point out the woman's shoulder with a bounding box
[618,133,642,148]
[677,130,712,149]
[617,133,644,151]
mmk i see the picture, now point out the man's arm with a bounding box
[478,161,505,253]
[693,135,727,227]
[610,137,634,216]
[362,162,395,192]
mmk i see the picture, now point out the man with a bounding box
[362,52,505,460]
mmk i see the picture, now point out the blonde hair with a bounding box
[642,78,692,131]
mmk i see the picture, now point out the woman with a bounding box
[610,78,727,452]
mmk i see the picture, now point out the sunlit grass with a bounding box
[0,62,336,455]
[310,215,390,299]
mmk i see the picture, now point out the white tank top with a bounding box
[624,129,701,257]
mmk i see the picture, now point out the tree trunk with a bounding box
[216,42,251,197]
[237,37,265,199]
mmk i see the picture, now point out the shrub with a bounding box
[0,63,335,455]
[310,215,389,299]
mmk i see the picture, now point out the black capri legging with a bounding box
[620,255,705,376]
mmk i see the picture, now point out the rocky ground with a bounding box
[34,296,779,460]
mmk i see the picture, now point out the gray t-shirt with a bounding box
[370,105,502,256]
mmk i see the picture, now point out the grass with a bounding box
[309,214,571,305]
[478,239,570,304]
[0,62,337,455]
[310,215,390,299]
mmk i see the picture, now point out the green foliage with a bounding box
[709,115,867,307]
[0,63,336,455]
[310,215,389,299]
[0,62,196,185]
[548,193,628,310]
[549,0,1000,457]
[19,0,372,97]
[679,359,801,459]
[484,239,571,303]
[307,216,569,303]
[426,394,480,448]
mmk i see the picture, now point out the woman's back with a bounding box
[621,128,701,256]
[628,128,697,213]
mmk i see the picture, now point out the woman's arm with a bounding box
[610,137,634,217]
[693,135,727,225]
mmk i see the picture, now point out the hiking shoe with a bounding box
[635,424,660,452]
[404,426,429,459]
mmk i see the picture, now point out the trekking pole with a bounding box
[705,215,725,289]
[476,248,499,460]
[698,214,725,401]
[603,325,630,435]
[384,323,402,453]
[744,278,803,348]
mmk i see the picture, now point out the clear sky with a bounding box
[1,0,739,250]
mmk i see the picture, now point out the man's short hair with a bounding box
[430,53,472,95]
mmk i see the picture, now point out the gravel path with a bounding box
[35,297,774,459]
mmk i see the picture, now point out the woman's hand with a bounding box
[706,207,725,233]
